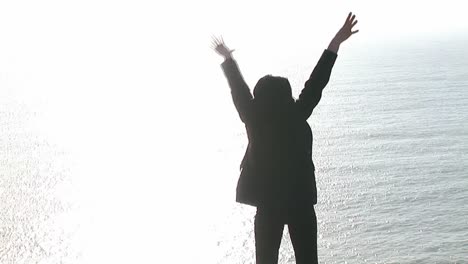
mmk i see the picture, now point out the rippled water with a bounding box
[210,37,468,263]
[0,100,85,263]
[1,36,467,263]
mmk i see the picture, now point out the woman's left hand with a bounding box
[212,36,235,59]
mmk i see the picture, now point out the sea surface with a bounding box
[207,36,468,264]
[1,35,467,263]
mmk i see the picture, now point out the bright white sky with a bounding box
[1,0,466,147]
[0,0,466,263]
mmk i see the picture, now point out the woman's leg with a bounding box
[287,206,318,264]
[254,207,285,264]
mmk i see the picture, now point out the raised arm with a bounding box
[212,37,253,122]
[296,12,359,120]
[296,50,338,120]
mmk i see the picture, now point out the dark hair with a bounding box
[253,75,294,105]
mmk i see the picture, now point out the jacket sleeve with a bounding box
[296,49,338,120]
[221,58,253,123]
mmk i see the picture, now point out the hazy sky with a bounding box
[1,0,466,103]
[1,0,462,157]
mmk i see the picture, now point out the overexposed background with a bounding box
[0,0,467,263]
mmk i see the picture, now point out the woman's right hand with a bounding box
[333,12,359,44]
[212,36,235,59]
[328,12,359,53]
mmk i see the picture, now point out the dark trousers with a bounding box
[254,204,318,264]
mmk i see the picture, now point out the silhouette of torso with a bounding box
[221,50,337,209]
[238,104,317,209]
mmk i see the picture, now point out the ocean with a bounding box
[207,35,468,264]
[1,35,467,263]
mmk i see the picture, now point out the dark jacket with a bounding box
[221,50,337,208]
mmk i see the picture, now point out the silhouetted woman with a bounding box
[213,13,359,264]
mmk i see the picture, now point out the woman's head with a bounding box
[253,75,294,105]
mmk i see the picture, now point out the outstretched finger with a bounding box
[352,29,359,34]
[211,36,219,45]
[352,20,358,27]
[211,39,219,49]
[344,12,352,25]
